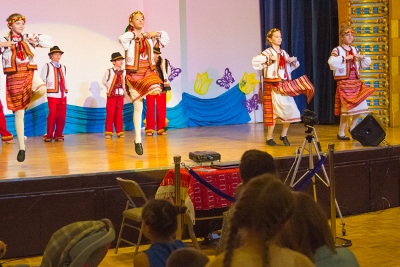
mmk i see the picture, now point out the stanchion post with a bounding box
[174,155,182,239]
[328,143,336,237]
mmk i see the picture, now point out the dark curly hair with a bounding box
[142,199,187,238]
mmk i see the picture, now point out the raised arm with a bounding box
[118,32,135,51]
[327,47,344,70]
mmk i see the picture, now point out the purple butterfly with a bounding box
[216,68,235,89]
[242,94,259,113]
[168,61,182,82]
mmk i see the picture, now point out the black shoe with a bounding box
[280,136,290,146]
[17,149,25,162]
[134,142,143,155]
[266,139,277,146]
[337,134,350,140]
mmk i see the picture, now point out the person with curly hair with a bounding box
[134,199,187,267]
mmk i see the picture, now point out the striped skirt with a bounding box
[126,60,162,102]
[5,63,34,111]
[335,79,375,116]
[263,75,314,126]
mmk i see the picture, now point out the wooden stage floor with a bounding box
[1,123,399,180]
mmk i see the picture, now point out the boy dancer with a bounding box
[102,52,126,139]
[40,46,68,142]
[145,46,171,136]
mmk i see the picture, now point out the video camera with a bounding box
[301,109,318,126]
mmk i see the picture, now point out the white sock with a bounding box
[15,110,26,150]
[133,100,143,143]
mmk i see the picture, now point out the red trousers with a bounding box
[0,100,13,141]
[105,96,124,135]
[145,93,167,132]
[46,97,67,139]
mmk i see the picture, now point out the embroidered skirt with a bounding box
[263,75,314,126]
[334,79,375,116]
[126,60,162,102]
[5,63,34,111]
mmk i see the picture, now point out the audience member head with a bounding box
[223,174,294,267]
[277,192,336,261]
[239,149,277,184]
[166,247,209,267]
[141,199,187,240]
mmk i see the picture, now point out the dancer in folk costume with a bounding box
[119,11,169,155]
[252,28,314,147]
[144,45,171,136]
[41,46,68,142]
[0,99,14,144]
[0,13,52,162]
[102,52,126,139]
[328,25,375,140]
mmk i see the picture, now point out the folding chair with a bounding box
[115,177,149,256]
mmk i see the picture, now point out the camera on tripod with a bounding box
[301,109,318,126]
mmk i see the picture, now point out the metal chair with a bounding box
[115,177,149,256]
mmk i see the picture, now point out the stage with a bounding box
[1,123,399,179]
[1,123,400,258]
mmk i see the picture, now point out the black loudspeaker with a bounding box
[350,114,386,146]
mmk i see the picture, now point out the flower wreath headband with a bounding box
[342,29,355,35]
[125,11,145,32]
[7,15,26,28]
[267,28,281,39]
[129,11,145,23]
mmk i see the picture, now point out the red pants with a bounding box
[105,96,124,135]
[46,97,67,139]
[0,100,13,141]
[145,93,167,132]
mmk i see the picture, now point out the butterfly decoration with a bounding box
[216,68,235,89]
[168,62,182,82]
[242,94,259,113]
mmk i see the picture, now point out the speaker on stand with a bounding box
[350,114,386,146]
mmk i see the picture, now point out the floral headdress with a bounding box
[129,11,145,23]
[125,11,145,32]
[267,28,281,39]
[341,28,355,35]
[7,15,25,29]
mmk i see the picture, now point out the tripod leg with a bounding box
[289,138,307,187]
[335,198,347,235]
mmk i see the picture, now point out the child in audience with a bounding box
[216,149,278,255]
[134,199,187,267]
[166,247,209,267]
[277,192,360,267]
[206,174,314,267]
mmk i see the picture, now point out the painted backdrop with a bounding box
[1,0,263,136]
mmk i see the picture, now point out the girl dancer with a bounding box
[0,13,52,162]
[119,11,169,155]
[252,28,314,147]
[328,25,375,140]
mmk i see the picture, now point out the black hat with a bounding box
[48,46,64,56]
[153,47,161,54]
[110,52,125,62]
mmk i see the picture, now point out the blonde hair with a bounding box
[339,24,354,36]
